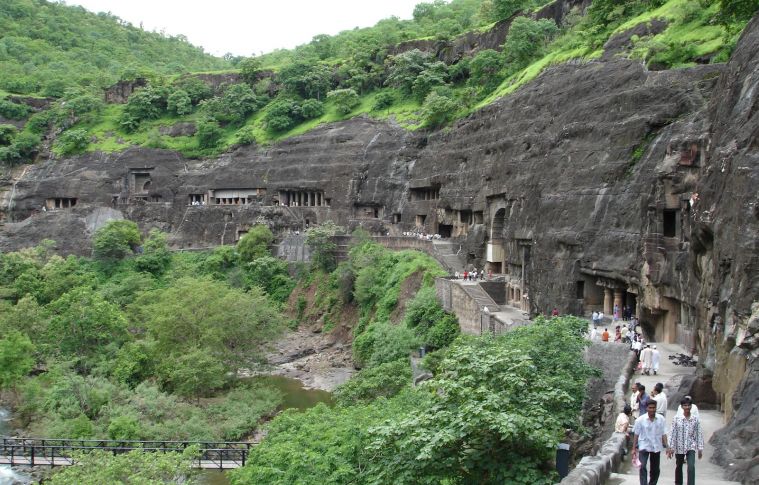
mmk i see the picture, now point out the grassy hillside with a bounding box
[0,0,755,164]
[0,0,229,96]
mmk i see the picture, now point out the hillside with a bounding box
[2,0,755,164]
[0,0,229,97]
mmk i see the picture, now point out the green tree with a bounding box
[372,91,395,111]
[243,256,295,303]
[47,287,128,358]
[239,56,263,84]
[300,98,325,119]
[200,83,265,125]
[469,49,505,88]
[161,347,226,401]
[137,277,284,374]
[264,99,302,132]
[0,330,35,389]
[481,0,530,22]
[412,62,449,101]
[503,17,559,68]
[718,0,759,27]
[92,219,141,262]
[0,99,30,119]
[385,49,434,95]
[196,119,223,148]
[134,228,172,275]
[306,221,342,272]
[55,129,90,155]
[46,448,197,485]
[167,89,193,115]
[0,124,17,145]
[237,225,274,262]
[422,91,459,126]
[327,88,360,115]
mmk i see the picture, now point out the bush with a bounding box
[300,98,325,119]
[422,91,459,126]
[237,224,274,262]
[196,119,223,148]
[327,88,360,115]
[55,128,90,155]
[235,127,256,145]
[264,99,302,132]
[0,124,18,145]
[503,17,559,68]
[92,220,142,262]
[0,99,30,119]
[372,91,395,111]
[333,359,411,405]
[167,89,193,115]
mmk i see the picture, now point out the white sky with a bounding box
[65,0,422,57]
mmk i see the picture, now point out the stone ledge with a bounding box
[560,350,637,484]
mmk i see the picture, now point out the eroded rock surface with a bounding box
[2,14,759,481]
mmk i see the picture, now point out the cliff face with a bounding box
[2,14,758,483]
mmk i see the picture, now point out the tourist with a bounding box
[552,308,559,317]
[602,328,610,342]
[589,326,598,341]
[615,326,622,342]
[617,404,633,457]
[667,397,704,485]
[592,310,599,328]
[630,382,641,423]
[633,400,669,485]
[454,271,459,280]
[472,269,478,280]
[463,270,468,281]
[621,325,630,343]
[651,383,668,418]
[675,396,700,419]
[651,345,661,375]
[599,311,605,326]
[637,384,650,417]
[614,303,620,322]
[640,344,653,375]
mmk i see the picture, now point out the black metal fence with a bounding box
[0,438,252,469]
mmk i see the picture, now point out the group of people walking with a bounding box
[454,268,485,281]
[616,379,704,485]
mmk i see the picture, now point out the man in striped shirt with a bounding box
[666,397,704,485]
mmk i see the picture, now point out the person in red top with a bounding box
[602,328,610,342]
[551,308,559,317]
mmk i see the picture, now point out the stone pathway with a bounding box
[595,337,740,485]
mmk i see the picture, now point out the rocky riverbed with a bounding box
[262,326,356,392]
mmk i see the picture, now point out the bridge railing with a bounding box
[0,437,251,469]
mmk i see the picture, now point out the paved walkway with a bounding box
[594,335,740,485]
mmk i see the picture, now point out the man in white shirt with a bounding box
[651,345,661,375]
[651,382,668,418]
[633,400,668,485]
[592,311,599,328]
[640,345,653,375]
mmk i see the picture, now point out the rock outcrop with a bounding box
[2,14,758,484]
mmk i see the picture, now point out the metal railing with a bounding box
[0,438,252,469]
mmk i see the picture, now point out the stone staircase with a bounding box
[459,282,500,312]
[431,240,466,273]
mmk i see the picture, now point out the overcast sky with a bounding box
[66,0,422,57]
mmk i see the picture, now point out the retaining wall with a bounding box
[560,347,637,485]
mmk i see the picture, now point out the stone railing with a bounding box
[559,349,637,485]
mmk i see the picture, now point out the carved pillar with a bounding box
[614,290,624,318]
[604,288,613,315]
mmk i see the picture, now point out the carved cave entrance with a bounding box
[487,208,506,273]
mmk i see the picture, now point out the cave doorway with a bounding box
[438,224,452,238]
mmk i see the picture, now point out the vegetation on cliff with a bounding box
[2,0,755,163]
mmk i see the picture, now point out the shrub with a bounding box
[327,88,360,115]
[0,124,17,145]
[333,358,411,405]
[422,91,459,126]
[0,99,30,119]
[196,119,223,148]
[55,128,90,155]
[167,89,193,115]
[300,98,325,119]
[92,220,142,262]
[372,91,395,111]
[264,99,302,132]
[237,225,274,262]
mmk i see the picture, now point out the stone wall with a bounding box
[435,278,483,335]
[561,348,637,485]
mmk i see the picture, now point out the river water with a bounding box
[0,408,30,485]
